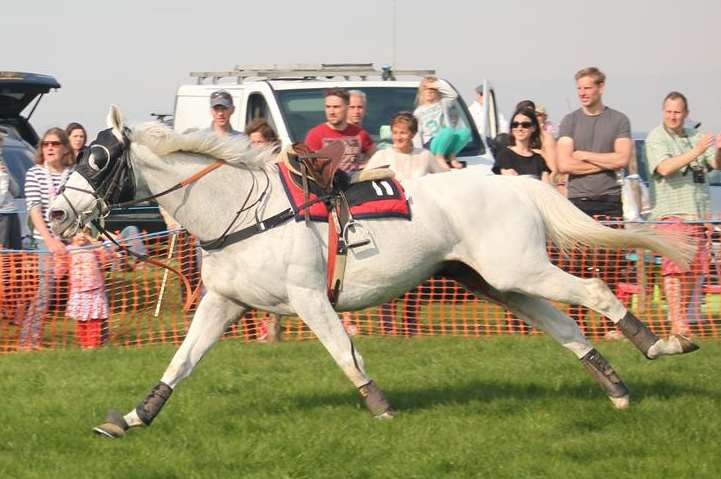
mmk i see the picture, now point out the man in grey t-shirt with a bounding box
[557,67,632,331]
[558,67,632,217]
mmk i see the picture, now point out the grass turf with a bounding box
[1,336,720,478]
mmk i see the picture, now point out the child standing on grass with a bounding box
[66,228,111,349]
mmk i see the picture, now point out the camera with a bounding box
[692,167,706,184]
[683,164,706,184]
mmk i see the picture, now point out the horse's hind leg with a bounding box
[502,292,630,409]
[94,291,247,437]
[498,263,699,359]
[443,263,630,408]
[288,287,393,418]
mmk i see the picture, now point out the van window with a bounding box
[275,87,483,156]
[246,93,276,132]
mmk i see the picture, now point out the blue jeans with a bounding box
[120,226,148,258]
[19,239,58,348]
[108,226,149,271]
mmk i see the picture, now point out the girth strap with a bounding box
[199,194,331,251]
[199,208,296,251]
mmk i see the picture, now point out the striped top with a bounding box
[24,164,73,240]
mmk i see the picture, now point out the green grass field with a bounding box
[1,336,720,478]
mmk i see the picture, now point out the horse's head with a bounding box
[50,105,136,238]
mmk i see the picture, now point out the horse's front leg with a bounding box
[94,291,247,437]
[288,286,394,418]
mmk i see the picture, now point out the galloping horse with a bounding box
[50,107,698,437]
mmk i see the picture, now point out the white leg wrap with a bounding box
[647,337,684,359]
[124,409,144,428]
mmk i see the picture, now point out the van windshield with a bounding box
[275,87,483,156]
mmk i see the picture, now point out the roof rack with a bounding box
[189,63,436,84]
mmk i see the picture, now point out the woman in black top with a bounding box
[493,107,550,183]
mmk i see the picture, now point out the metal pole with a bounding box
[154,232,178,318]
[392,0,397,68]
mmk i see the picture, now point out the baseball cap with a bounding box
[210,90,233,108]
[474,84,484,95]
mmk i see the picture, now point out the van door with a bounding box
[484,81,500,139]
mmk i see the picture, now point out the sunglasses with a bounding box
[511,121,533,129]
[41,140,63,147]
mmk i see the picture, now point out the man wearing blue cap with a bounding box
[207,90,244,137]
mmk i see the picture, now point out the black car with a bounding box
[1,71,60,145]
[1,72,61,247]
[104,203,167,234]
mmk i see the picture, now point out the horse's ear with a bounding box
[106,105,125,140]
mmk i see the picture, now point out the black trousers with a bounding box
[567,196,624,327]
[0,213,22,250]
[568,196,623,219]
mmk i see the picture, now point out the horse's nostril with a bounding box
[49,209,66,221]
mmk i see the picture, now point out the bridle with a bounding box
[59,128,134,238]
[58,127,232,311]
[59,127,334,309]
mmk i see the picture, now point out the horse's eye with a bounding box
[88,145,110,171]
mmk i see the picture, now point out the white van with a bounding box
[173,64,500,172]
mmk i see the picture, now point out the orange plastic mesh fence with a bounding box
[1,224,720,354]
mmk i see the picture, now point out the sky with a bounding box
[2,0,720,138]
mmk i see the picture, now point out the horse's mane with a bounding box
[130,122,272,168]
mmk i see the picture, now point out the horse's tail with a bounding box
[522,179,696,269]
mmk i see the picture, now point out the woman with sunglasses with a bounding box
[19,128,75,350]
[492,108,551,183]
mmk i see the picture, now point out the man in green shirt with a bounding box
[646,91,721,336]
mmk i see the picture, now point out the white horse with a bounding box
[50,106,698,437]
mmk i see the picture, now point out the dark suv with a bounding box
[1,72,166,240]
[1,71,60,146]
[1,72,61,247]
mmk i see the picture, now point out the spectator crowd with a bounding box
[2,65,720,348]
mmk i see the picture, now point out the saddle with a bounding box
[278,142,397,307]
[280,142,395,195]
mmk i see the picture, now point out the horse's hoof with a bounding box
[671,335,700,354]
[359,380,394,418]
[609,395,630,410]
[375,409,395,420]
[93,409,128,438]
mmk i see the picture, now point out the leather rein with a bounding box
[63,153,328,312]
[62,158,227,312]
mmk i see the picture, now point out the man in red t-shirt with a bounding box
[305,88,375,173]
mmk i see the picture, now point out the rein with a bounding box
[64,157,229,313]
[114,159,225,209]
[64,139,338,311]
[90,218,196,312]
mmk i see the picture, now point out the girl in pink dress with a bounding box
[66,229,111,349]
